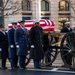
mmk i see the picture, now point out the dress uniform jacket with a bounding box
[0,31,8,59]
[15,28,29,56]
[8,28,17,58]
[61,27,72,65]
[30,26,44,60]
[61,27,72,33]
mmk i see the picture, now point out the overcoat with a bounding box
[8,28,17,58]
[30,26,44,60]
[0,31,8,59]
[14,28,29,56]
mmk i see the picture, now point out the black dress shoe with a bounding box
[35,67,41,69]
[1,67,7,70]
[15,66,19,69]
[19,67,25,70]
[11,67,16,70]
[61,65,67,68]
[19,67,27,70]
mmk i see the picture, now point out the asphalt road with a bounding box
[0,68,75,75]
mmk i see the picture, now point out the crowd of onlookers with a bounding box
[0,20,74,70]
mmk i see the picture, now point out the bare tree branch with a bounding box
[0,0,23,24]
[3,0,10,9]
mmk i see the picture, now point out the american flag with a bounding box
[8,19,55,31]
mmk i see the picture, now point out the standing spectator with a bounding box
[0,24,8,69]
[29,20,44,69]
[8,22,18,69]
[61,22,72,67]
[14,21,29,69]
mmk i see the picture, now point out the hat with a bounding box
[34,20,39,24]
[18,21,25,24]
[12,22,17,25]
[65,22,70,25]
[0,24,4,28]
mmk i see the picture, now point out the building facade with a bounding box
[0,0,75,30]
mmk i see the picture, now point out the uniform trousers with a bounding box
[1,58,7,68]
[10,57,18,68]
[18,56,26,68]
[33,60,41,69]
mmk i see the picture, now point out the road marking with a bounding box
[51,68,59,71]
[27,68,75,74]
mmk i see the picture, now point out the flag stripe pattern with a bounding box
[8,19,55,31]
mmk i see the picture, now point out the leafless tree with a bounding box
[0,0,22,25]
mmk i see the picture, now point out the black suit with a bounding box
[0,31,8,68]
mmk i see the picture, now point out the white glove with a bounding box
[0,48,2,51]
[10,45,14,48]
[31,45,34,48]
[16,45,19,48]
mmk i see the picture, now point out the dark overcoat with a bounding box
[8,28,17,58]
[29,26,44,60]
[0,31,8,59]
[14,28,29,56]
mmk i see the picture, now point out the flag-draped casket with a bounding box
[8,19,55,31]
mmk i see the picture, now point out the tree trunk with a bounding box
[1,0,4,26]
[1,10,4,25]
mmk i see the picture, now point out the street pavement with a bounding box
[0,53,75,75]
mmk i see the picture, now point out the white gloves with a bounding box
[10,45,14,48]
[31,45,34,48]
[16,45,19,48]
[0,48,2,51]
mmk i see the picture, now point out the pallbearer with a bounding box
[30,20,44,69]
[14,21,29,69]
[8,22,18,69]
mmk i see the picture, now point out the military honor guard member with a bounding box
[14,21,29,69]
[61,22,72,33]
[30,20,44,69]
[0,24,8,69]
[61,22,72,67]
[8,22,18,69]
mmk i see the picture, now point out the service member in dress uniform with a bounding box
[61,22,72,33]
[0,24,8,69]
[8,22,18,69]
[30,20,44,69]
[14,21,29,69]
[61,22,72,67]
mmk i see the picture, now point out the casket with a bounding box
[8,19,55,31]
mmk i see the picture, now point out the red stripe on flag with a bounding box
[8,19,55,31]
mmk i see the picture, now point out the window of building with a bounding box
[0,17,2,23]
[22,17,31,20]
[58,17,70,29]
[41,17,50,19]
[0,0,2,7]
[59,0,69,11]
[41,0,49,11]
[22,0,31,11]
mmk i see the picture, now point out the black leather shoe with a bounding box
[15,66,19,69]
[1,67,7,70]
[19,67,25,70]
[11,67,16,70]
